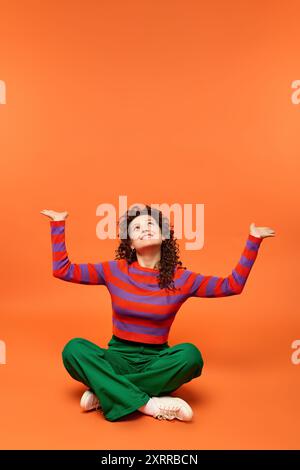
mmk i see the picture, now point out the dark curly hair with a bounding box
[114,204,186,292]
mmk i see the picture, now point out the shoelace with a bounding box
[155,405,181,420]
[89,395,102,413]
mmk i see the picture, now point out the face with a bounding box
[128,214,164,251]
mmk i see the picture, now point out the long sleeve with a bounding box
[187,234,263,297]
[50,220,107,285]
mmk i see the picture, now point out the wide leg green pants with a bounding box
[62,334,204,422]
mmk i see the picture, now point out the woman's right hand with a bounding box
[40,209,69,221]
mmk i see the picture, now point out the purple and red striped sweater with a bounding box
[50,220,263,344]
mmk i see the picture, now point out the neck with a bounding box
[135,247,161,269]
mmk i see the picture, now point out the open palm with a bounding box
[250,222,275,239]
[40,209,69,221]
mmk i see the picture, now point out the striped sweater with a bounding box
[50,220,263,344]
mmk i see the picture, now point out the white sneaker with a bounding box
[80,390,102,412]
[151,396,193,421]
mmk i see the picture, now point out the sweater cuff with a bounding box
[50,220,66,226]
[248,233,263,244]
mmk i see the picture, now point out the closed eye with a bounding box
[133,221,154,230]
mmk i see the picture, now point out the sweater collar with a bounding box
[130,260,160,273]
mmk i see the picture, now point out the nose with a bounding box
[141,227,152,238]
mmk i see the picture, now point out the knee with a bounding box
[180,343,204,374]
[62,337,87,363]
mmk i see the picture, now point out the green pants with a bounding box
[62,334,204,422]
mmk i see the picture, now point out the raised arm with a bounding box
[187,223,275,298]
[41,209,107,285]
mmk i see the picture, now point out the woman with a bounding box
[40,205,275,422]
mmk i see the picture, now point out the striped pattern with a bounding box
[50,220,263,344]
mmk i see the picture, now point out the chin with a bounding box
[139,240,160,248]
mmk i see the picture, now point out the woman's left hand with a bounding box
[250,222,276,239]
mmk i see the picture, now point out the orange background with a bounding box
[1,0,300,450]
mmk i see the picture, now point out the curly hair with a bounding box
[114,204,187,292]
